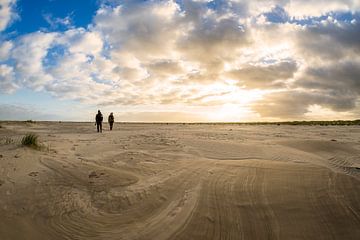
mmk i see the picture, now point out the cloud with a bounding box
[0,0,250,105]
[67,31,103,55]
[295,16,360,60]
[43,13,73,30]
[226,61,297,89]
[0,0,360,121]
[0,103,60,120]
[94,1,181,61]
[241,0,360,18]
[11,31,58,90]
[146,60,183,76]
[0,0,17,31]
[0,64,16,93]
[249,9,360,118]
[0,40,12,60]
[283,0,360,18]
[177,9,250,63]
[252,90,357,119]
[298,61,360,95]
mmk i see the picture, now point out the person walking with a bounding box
[95,110,103,133]
[108,112,114,131]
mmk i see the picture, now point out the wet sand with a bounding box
[0,122,360,239]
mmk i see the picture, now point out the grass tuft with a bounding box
[4,137,14,144]
[21,133,39,148]
[25,120,36,124]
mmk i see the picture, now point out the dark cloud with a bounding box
[296,18,360,58]
[178,17,250,63]
[146,60,183,76]
[250,14,360,118]
[180,72,220,84]
[113,67,146,81]
[272,60,360,116]
[297,61,360,94]
[226,61,297,89]
[252,90,357,118]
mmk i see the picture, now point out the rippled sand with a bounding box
[0,122,360,239]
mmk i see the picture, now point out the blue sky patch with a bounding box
[4,0,98,36]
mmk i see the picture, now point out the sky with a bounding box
[0,0,359,122]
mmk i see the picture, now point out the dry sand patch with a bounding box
[0,122,359,239]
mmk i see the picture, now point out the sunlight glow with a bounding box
[305,105,356,120]
[206,104,255,122]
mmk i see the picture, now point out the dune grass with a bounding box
[21,133,40,149]
[5,137,14,144]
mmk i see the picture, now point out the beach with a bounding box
[0,121,360,239]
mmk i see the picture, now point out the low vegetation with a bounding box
[120,119,360,126]
[4,137,14,144]
[172,119,360,126]
[21,133,40,149]
[271,120,360,126]
[25,120,36,124]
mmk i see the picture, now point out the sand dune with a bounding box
[0,122,359,239]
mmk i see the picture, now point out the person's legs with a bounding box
[96,123,100,132]
[110,122,113,130]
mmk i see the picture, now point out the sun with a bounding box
[204,89,266,122]
[205,104,250,122]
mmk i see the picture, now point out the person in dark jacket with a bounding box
[108,112,114,131]
[95,110,103,133]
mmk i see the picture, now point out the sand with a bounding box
[0,121,360,239]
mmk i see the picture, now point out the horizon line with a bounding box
[1,119,359,125]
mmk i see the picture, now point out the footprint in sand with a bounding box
[89,171,100,178]
[28,172,39,177]
[88,171,105,179]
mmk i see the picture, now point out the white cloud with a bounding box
[43,13,73,29]
[240,0,360,18]
[0,0,17,31]
[284,0,359,18]
[68,31,103,55]
[0,64,16,93]
[0,40,12,60]
[11,31,58,90]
